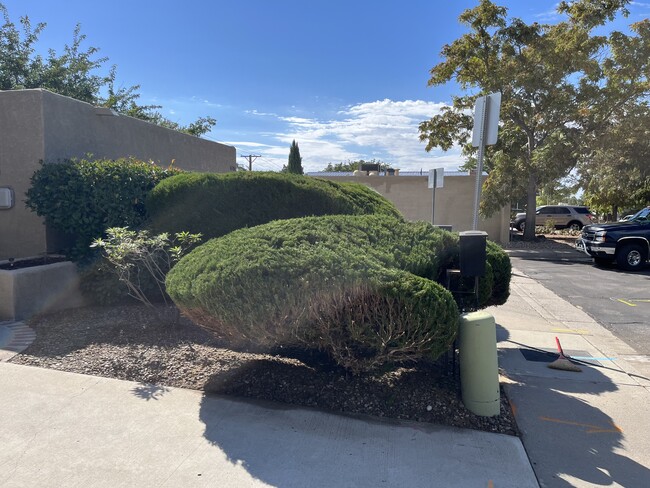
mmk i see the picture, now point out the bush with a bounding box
[166,214,510,371]
[91,227,202,311]
[146,171,402,239]
[26,157,181,259]
[305,274,459,372]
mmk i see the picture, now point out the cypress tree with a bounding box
[287,140,304,174]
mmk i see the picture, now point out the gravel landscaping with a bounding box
[9,235,577,437]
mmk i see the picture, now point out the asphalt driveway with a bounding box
[505,239,650,378]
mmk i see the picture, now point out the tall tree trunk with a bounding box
[523,172,537,240]
[613,204,618,222]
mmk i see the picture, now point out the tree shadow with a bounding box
[130,383,170,401]
[498,347,650,487]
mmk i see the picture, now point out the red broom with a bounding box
[547,337,582,372]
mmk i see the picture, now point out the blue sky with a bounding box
[3,1,648,172]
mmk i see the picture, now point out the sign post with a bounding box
[428,167,444,225]
[471,92,501,230]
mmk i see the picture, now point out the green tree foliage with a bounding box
[287,140,304,174]
[0,3,215,137]
[146,171,402,239]
[577,19,650,217]
[322,159,389,172]
[166,215,510,372]
[25,157,181,258]
[419,0,631,240]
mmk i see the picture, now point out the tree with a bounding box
[419,0,631,240]
[576,19,650,218]
[0,3,215,137]
[322,159,389,172]
[287,140,304,175]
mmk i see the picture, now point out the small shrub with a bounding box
[78,258,132,306]
[26,157,181,259]
[91,227,201,311]
[146,171,402,239]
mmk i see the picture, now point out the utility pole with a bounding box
[240,154,260,171]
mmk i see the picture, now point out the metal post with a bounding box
[431,170,437,225]
[472,97,490,230]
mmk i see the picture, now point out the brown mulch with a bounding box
[10,304,519,436]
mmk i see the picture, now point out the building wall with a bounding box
[315,174,510,244]
[0,89,236,260]
[0,90,49,259]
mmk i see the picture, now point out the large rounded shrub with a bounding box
[166,214,510,371]
[146,171,402,239]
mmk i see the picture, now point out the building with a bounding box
[311,171,510,244]
[0,89,236,260]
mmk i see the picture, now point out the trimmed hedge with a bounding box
[26,157,181,259]
[166,214,511,371]
[146,171,402,239]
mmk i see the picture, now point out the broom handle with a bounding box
[555,337,565,357]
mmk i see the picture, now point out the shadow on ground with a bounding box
[499,346,650,487]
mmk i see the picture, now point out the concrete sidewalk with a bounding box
[2,264,649,487]
[489,267,650,487]
[0,361,535,488]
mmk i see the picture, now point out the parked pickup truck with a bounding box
[576,206,650,271]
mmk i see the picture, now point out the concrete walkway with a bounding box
[490,267,650,487]
[0,361,535,488]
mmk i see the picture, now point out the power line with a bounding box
[240,154,260,171]
[259,157,284,171]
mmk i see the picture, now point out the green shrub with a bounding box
[26,157,181,259]
[78,259,132,306]
[146,171,402,239]
[167,214,512,371]
[305,274,459,372]
[91,227,202,311]
[485,240,512,306]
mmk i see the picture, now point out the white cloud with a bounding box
[258,99,465,173]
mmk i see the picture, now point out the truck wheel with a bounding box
[517,221,526,232]
[616,243,647,271]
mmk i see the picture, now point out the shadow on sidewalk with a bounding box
[500,346,650,487]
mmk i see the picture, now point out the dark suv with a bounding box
[512,205,594,232]
[576,206,650,271]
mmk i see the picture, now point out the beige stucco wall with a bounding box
[315,174,510,244]
[0,89,236,260]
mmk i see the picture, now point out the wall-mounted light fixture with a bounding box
[0,187,14,209]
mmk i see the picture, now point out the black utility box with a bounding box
[459,231,488,277]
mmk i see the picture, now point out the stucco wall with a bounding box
[0,89,236,260]
[0,90,49,259]
[314,174,510,244]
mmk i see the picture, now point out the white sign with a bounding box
[436,168,444,188]
[428,168,445,189]
[471,92,501,147]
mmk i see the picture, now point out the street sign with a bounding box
[472,92,501,147]
[471,92,501,230]
[428,168,444,189]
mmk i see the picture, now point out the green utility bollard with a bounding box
[458,311,500,417]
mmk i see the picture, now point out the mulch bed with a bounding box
[10,304,519,436]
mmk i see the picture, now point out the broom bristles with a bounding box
[547,337,582,372]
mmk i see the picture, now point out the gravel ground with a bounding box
[8,236,573,437]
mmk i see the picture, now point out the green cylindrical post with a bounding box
[458,311,500,417]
